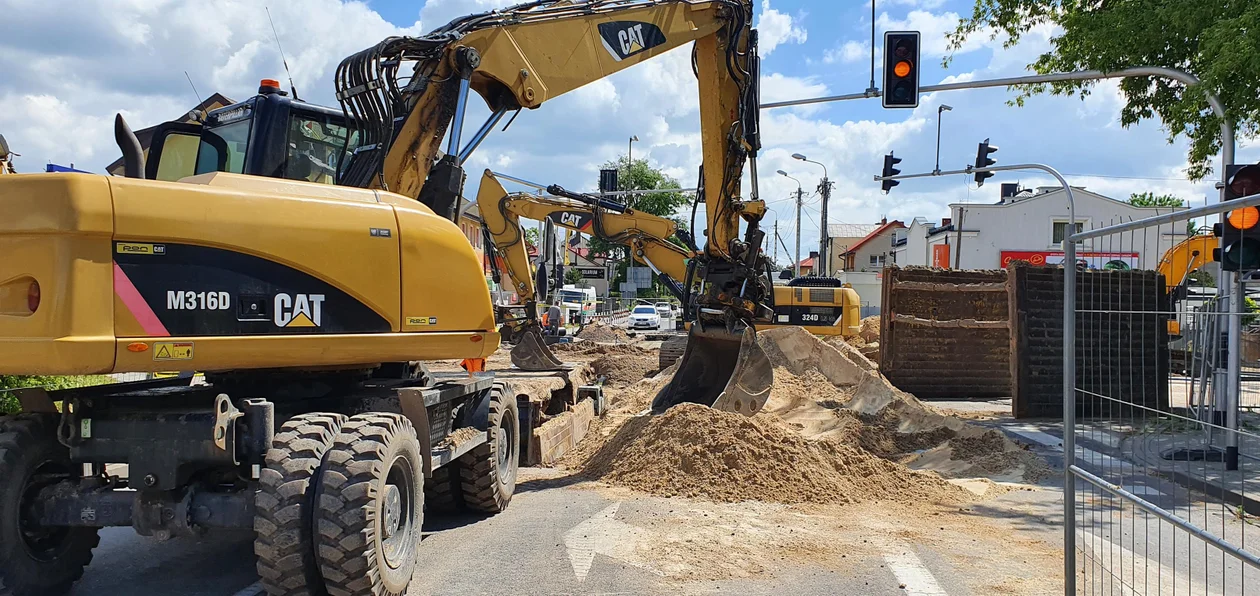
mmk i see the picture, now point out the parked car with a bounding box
[655,302,674,318]
[629,305,661,330]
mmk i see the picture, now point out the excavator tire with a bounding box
[0,415,99,596]
[255,413,346,596]
[659,336,687,371]
[458,383,518,514]
[316,414,423,596]
[423,465,461,514]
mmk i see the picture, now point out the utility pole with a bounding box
[772,220,779,264]
[777,170,803,278]
[817,178,831,275]
[794,187,803,278]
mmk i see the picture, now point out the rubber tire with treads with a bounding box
[316,414,423,596]
[254,413,346,596]
[0,415,100,596]
[659,336,687,371]
[423,465,461,514]
[458,382,518,514]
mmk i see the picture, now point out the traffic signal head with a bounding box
[1214,163,1260,272]
[973,138,998,186]
[881,152,902,193]
[882,32,920,109]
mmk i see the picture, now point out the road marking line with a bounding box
[1004,427,1137,473]
[1077,529,1219,596]
[882,548,949,596]
[1081,428,1122,448]
[1120,485,1165,497]
[1005,427,1063,450]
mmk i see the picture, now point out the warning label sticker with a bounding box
[406,316,437,326]
[153,342,194,361]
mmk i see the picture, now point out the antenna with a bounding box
[183,71,202,103]
[265,6,299,100]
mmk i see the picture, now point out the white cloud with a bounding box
[875,10,991,58]
[823,40,869,65]
[756,0,807,56]
[418,0,514,32]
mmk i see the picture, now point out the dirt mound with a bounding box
[580,404,968,504]
[576,321,630,343]
[553,341,649,356]
[590,352,657,386]
[859,315,880,342]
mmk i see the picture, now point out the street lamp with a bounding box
[628,135,639,165]
[792,153,831,276]
[777,170,804,278]
[934,104,952,174]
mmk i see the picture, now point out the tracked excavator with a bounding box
[0,1,771,595]
[475,170,859,372]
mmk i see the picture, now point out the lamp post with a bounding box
[792,153,831,276]
[777,170,803,278]
[628,135,639,166]
[934,104,952,174]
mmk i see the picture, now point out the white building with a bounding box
[895,184,1187,271]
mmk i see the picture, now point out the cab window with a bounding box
[196,114,252,175]
[284,113,349,184]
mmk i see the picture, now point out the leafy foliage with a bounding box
[948,0,1260,180]
[1128,192,1186,208]
[564,267,585,285]
[1,375,113,414]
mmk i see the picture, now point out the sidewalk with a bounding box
[1122,412,1260,513]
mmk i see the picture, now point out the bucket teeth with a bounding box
[510,326,570,371]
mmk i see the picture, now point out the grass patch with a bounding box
[1,375,115,414]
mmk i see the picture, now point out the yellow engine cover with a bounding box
[0,172,497,375]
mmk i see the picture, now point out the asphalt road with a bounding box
[69,468,1066,596]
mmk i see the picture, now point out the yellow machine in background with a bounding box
[476,170,860,367]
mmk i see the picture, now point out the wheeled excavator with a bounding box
[0,2,771,595]
[474,170,860,371]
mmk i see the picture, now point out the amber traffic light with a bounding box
[1213,163,1260,272]
[882,32,920,109]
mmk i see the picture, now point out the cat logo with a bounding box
[597,21,667,62]
[551,211,593,232]
[274,293,325,328]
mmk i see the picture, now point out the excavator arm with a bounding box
[337,0,773,414]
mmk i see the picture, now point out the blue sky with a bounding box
[0,0,1254,258]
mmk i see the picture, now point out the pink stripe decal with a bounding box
[113,262,170,337]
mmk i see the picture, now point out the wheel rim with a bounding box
[495,418,516,484]
[18,459,73,561]
[379,455,417,569]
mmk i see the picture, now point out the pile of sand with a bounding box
[580,404,969,504]
[563,326,1047,505]
[589,352,657,386]
[575,321,630,343]
[859,316,880,342]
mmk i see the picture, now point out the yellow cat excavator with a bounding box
[475,169,859,372]
[0,2,771,595]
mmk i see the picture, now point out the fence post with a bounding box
[1062,237,1076,596]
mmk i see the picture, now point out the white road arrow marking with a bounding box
[563,502,659,582]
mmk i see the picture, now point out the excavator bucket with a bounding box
[509,326,570,371]
[651,322,773,416]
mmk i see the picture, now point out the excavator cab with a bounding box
[143,79,358,186]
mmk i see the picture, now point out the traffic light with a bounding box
[880,152,902,193]
[1213,163,1260,272]
[881,32,920,108]
[973,138,998,186]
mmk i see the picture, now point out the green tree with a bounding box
[564,267,585,286]
[948,0,1259,180]
[590,156,693,296]
[523,226,539,250]
[1128,192,1186,208]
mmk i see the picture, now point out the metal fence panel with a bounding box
[1064,196,1260,594]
